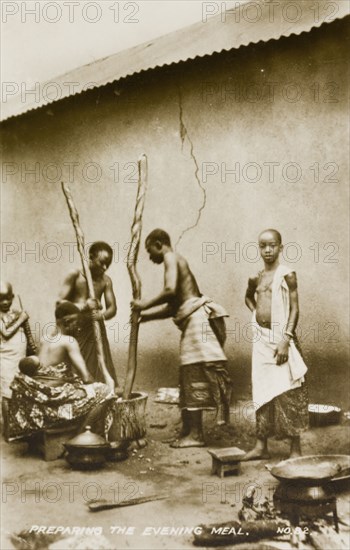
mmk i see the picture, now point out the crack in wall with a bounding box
[176,89,207,247]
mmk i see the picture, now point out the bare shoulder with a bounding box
[284,271,298,290]
[164,251,179,266]
[175,252,188,267]
[61,334,79,349]
[64,269,80,282]
[103,274,113,287]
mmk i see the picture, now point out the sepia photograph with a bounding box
[1,1,349,549]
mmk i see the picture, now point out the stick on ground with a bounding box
[88,493,167,512]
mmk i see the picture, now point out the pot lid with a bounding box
[66,426,108,447]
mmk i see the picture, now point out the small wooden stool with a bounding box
[208,447,245,478]
[27,423,80,461]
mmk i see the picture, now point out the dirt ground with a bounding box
[1,392,350,550]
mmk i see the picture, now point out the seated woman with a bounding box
[5,302,113,441]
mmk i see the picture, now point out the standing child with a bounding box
[0,282,33,400]
[57,241,118,388]
[244,229,308,460]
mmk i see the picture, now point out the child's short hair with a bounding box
[55,301,80,320]
[259,229,282,244]
[89,241,113,259]
[19,356,40,376]
[0,281,14,298]
[146,229,171,247]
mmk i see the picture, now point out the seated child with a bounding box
[6,302,113,441]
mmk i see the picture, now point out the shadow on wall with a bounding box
[124,347,252,401]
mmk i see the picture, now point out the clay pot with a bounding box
[107,441,128,462]
[64,426,109,470]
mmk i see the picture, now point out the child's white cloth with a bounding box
[251,265,307,409]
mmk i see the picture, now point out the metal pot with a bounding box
[270,455,344,486]
[64,425,110,470]
[107,441,128,462]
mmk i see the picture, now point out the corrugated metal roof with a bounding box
[1,0,349,122]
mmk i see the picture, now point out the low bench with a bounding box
[208,447,246,478]
[26,424,80,461]
[2,398,81,461]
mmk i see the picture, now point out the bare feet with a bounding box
[242,449,270,461]
[242,439,270,461]
[170,437,205,448]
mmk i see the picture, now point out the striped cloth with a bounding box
[174,297,228,366]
